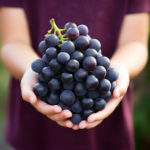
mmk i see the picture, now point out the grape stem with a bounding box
[45,18,69,46]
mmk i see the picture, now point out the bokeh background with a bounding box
[0,31,150,150]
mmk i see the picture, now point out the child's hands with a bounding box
[21,67,73,128]
[71,65,129,130]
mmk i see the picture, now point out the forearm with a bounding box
[1,41,40,80]
[111,41,148,79]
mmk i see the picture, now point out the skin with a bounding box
[0,7,149,130]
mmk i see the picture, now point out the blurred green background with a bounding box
[0,34,150,150]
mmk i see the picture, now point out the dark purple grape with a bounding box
[58,102,70,110]
[66,59,79,72]
[89,39,101,51]
[60,90,75,106]
[100,91,112,101]
[81,98,94,109]
[71,114,82,124]
[57,52,70,64]
[45,34,59,47]
[85,75,99,90]
[48,78,60,90]
[41,67,54,80]
[106,68,119,82]
[71,101,82,113]
[61,41,75,54]
[93,66,106,79]
[83,109,94,120]
[61,73,73,84]
[97,56,110,70]
[41,96,48,103]
[39,40,47,53]
[74,68,88,81]
[94,98,106,111]
[64,22,77,29]
[33,82,48,98]
[49,58,61,71]
[74,82,87,96]
[82,56,97,71]
[42,54,49,65]
[45,47,57,60]
[47,92,59,105]
[84,48,98,58]
[74,36,89,50]
[67,27,79,40]
[71,51,84,62]
[31,59,45,73]
[78,24,88,35]
[88,90,100,99]
[111,82,116,92]
[37,73,47,83]
[63,82,74,90]
[98,79,111,93]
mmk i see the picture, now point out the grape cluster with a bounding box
[31,19,118,124]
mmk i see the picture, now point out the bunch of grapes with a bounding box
[31,19,118,124]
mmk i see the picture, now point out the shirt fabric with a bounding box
[0,0,149,150]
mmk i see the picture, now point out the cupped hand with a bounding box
[72,65,130,130]
[21,67,73,128]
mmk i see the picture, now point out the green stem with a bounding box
[45,18,68,46]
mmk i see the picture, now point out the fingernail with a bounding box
[115,91,120,98]
[29,97,34,104]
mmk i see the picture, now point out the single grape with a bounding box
[100,91,112,101]
[78,24,88,36]
[98,79,111,93]
[66,59,79,72]
[31,59,45,73]
[61,41,75,54]
[84,48,98,58]
[93,66,106,79]
[37,73,47,83]
[81,98,94,109]
[85,75,99,90]
[47,92,59,105]
[97,56,110,70]
[45,47,57,60]
[57,52,70,64]
[41,67,54,80]
[49,58,61,71]
[45,34,59,47]
[110,81,116,92]
[71,114,82,124]
[88,90,100,99]
[64,22,77,29]
[89,39,101,51]
[33,82,48,98]
[61,73,73,84]
[71,51,84,62]
[82,56,97,71]
[48,78,60,90]
[60,90,75,106]
[83,109,94,120]
[74,82,87,96]
[94,98,106,111]
[74,36,89,50]
[74,68,88,81]
[106,68,119,82]
[71,101,82,113]
[42,54,49,65]
[63,82,74,90]
[58,102,70,110]
[39,40,47,53]
[67,27,79,40]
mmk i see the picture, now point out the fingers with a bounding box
[88,96,123,122]
[57,120,73,128]
[49,109,72,121]
[32,100,62,115]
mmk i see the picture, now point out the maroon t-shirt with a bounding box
[0,0,149,150]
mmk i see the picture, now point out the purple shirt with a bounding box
[0,0,149,150]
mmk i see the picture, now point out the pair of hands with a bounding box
[21,65,129,130]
